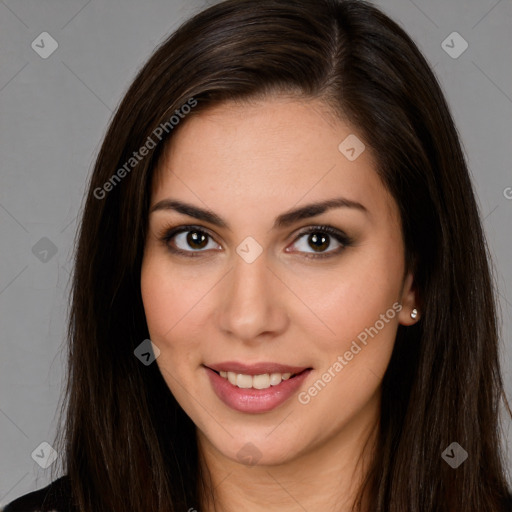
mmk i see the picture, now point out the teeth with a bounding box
[218,371,294,389]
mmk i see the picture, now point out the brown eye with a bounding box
[186,230,209,249]
[287,225,353,259]
[307,232,330,252]
[160,226,221,256]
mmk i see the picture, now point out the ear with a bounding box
[397,271,420,326]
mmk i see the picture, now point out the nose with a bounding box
[217,249,289,343]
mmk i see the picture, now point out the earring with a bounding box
[411,308,418,319]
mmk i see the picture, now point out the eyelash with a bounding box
[157,224,353,259]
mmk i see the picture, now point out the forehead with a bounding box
[150,96,398,225]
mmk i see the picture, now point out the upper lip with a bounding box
[205,361,311,376]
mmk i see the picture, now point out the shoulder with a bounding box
[1,475,73,512]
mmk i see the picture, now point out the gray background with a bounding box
[0,0,511,504]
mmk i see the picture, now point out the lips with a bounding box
[205,365,313,413]
[205,361,310,376]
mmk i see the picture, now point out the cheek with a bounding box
[290,243,404,359]
[140,264,175,340]
[141,254,196,348]
[293,254,403,424]
[140,252,219,368]
[140,257,202,397]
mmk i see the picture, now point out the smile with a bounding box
[204,365,312,413]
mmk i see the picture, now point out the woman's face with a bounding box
[141,96,418,467]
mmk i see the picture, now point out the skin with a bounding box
[141,96,419,512]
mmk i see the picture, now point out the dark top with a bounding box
[3,475,512,511]
[2,476,73,512]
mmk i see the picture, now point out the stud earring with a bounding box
[411,308,418,319]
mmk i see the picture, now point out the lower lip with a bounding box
[205,366,312,413]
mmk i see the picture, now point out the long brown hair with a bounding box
[49,0,512,510]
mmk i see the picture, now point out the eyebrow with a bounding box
[149,197,368,230]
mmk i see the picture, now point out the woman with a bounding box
[4,0,511,511]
